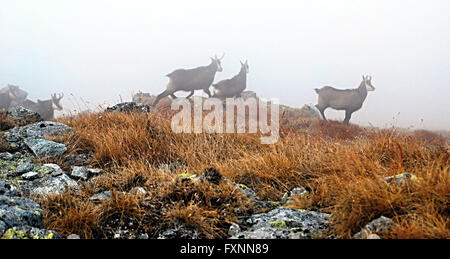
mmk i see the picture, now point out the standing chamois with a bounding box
[213,60,249,99]
[0,85,18,111]
[22,93,64,120]
[315,75,375,124]
[152,54,225,107]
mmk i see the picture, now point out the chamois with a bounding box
[0,85,18,111]
[213,60,249,99]
[152,54,225,107]
[22,93,64,120]
[315,75,375,124]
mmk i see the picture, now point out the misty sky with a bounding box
[1,0,449,130]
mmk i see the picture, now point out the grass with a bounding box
[19,108,448,239]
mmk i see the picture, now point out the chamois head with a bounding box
[240,60,249,74]
[51,93,64,111]
[210,53,225,72]
[362,75,375,91]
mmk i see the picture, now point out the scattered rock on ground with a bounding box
[24,138,67,158]
[0,180,59,239]
[106,102,151,113]
[7,107,43,126]
[352,216,395,239]
[383,173,421,186]
[231,207,331,239]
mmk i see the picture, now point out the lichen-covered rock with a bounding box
[70,166,89,181]
[352,216,395,239]
[281,187,309,204]
[0,179,59,238]
[24,138,67,158]
[383,173,421,186]
[7,107,42,126]
[231,208,331,239]
[8,121,72,139]
[106,102,151,113]
[1,227,59,239]
[30,173,78,197]
[20,171,40,181]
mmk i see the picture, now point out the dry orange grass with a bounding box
[35,109,449,239]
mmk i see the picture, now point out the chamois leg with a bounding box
[316,105,327,120]
[203,88,212,98]
[153,89,173,107]
[185,91,195,99]
[343,110,353,124]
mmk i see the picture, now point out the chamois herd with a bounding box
[1,54,376,124]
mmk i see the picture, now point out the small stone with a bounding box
[24,138,67,158]
[15,162,34,175]
[228,223,241,237]
[129,187,146,195]
[67,234,81,239]
[89,191,114,202]
[0,152,14,161]
[21,171,40,181]
[70,166,89,181]
[367,234,381,239]
[203,167,223,184]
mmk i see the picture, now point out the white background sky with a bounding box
[0,0,449,130]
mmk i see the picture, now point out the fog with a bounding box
[1,0,449,130]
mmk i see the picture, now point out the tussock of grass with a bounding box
[33,110,450,239]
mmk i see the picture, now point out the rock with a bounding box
[89,191,116,202]
[9,121,72,139]
[0,152,14,161]
[158,161,185,172]
[20,172,40,181]
[203,167,223,185]
[15,162,34,175]
[383,173,421,186]
[1,227,59,239]
[367,234,381,239]
[67,234,81,239]
[30,173,78,196]
[138,233,149,239]
[106,102,151,113]
[231,208,331,239]
[7,107,42,125]
[87,168,102,176]
[0,180,58,239]
[158,224,205,239]
[129,187,147,195]
[132,92,157,106]
[0,180,20,197]
[236,183,257,198]
[228,223,241,237]
[281,187,309,204]
[61,153,92,167]
[24,138,67,158]
[43,163,65,176]
[353,216,395,239]
[70,166,89,181]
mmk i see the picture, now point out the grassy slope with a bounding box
[20,107,449,239]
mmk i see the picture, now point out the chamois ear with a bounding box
[240,60,244,66]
